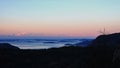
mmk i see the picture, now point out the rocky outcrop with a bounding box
[113,49,120,62]
[0,43,20,50]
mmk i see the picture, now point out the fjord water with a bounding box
[0,39,81,49]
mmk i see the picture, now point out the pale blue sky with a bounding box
[0,0,120,19]
[0,0,120,37]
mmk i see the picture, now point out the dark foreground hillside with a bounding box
[0,33,120,68]
[0,46,117,68]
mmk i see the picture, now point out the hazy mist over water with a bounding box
[0,39,82,49]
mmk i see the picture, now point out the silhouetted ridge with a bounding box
[0,43,20,50]
[75,40,92,47]
[65,39,93,47]
[90,33,120,47]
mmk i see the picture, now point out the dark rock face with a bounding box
[0,43,20,50]
[113,48,120,67]
[113,49,120,62]
[90,33,120,47]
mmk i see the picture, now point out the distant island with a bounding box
[0,33,120,68]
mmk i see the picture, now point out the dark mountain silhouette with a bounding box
[90,33,120,47]
[75,40,92,47]
[0,33,120,68]
[0,43,20,50]
[65,39,93,47]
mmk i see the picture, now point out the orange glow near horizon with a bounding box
[0,18,120,37]
[0,0,120,38]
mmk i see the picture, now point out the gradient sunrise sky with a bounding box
[0,0,120,38]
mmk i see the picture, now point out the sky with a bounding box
[0,0,120,38]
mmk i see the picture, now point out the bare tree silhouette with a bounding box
[99,28,107,35]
